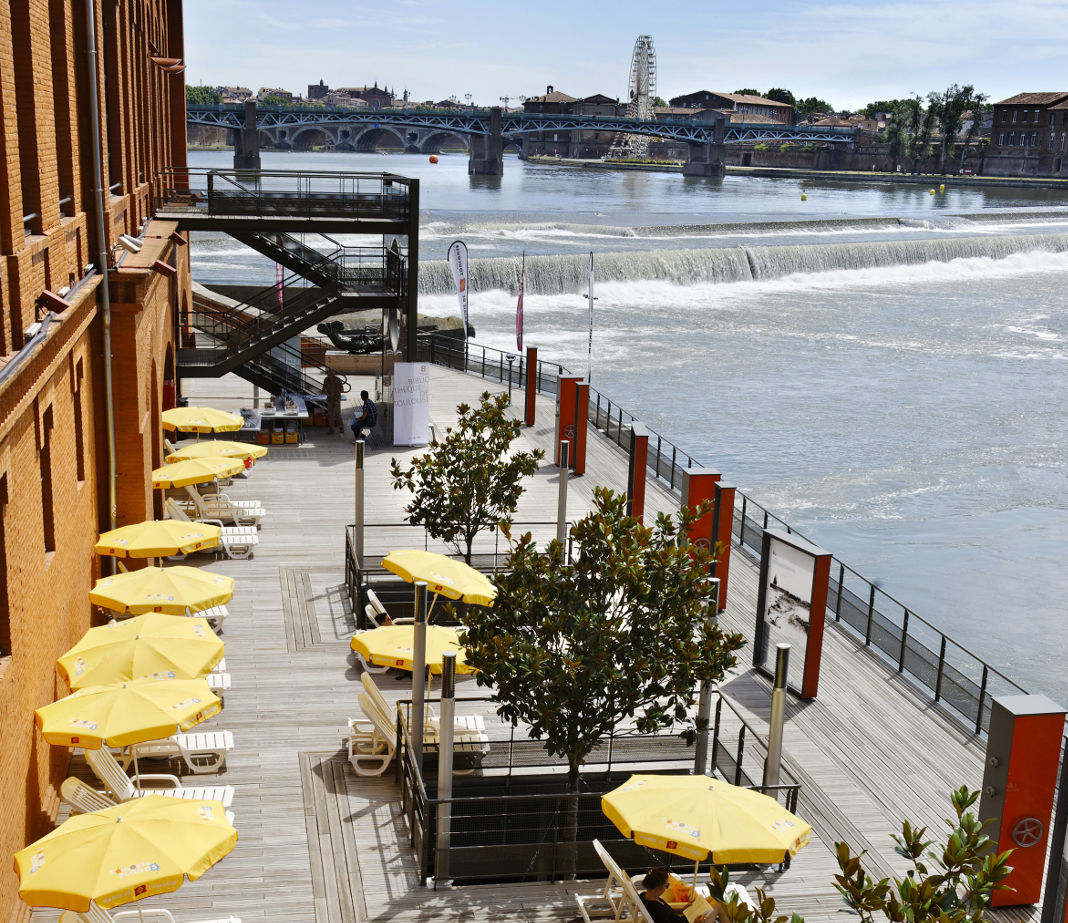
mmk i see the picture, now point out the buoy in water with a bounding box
[801,193,807,201]
[929,188,935,195]
[939,184,945,193]
[429,155,439,164]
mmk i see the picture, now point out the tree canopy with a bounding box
[795,96,835,117]
[185,85,221,105]
[390,391,543,563]
[733,88,761,97]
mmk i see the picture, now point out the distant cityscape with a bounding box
[186,80,1068,179]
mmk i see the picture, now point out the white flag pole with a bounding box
[583,251,596,383]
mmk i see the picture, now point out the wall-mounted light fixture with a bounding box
[149,56,182,67]
[117,234,142,254]
[169,231,188,246]
[151,260,177,278]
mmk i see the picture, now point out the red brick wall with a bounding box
[0,1,187,918]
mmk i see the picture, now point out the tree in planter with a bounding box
[708,786,1012,923]
[461,487,746,875]
[390,391,543,564]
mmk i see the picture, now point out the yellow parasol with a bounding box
[161,406,243,434]
[151,457,244,489]
[13,795,236,912]
[602,774,812,872]
[94,519,221,559]
[350,624,476,675]
[89,565,234,616]
[166,439,268,463]
[381,549,496,607]
[57,613,224,690]
[35,677,222,750]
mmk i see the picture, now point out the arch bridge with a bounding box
[188,104,856,177]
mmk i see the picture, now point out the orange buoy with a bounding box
[429,155,439,164]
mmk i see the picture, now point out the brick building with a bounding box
[985,92,1068,177]
[668,90,794,125]
[0,2,188,919]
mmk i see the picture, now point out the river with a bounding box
[187,149,1068,702]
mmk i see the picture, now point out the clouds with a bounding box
[182,0,1068,110]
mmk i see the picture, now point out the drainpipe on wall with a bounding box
[85,0,118,535]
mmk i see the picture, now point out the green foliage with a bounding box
[734,88,761,97]
[185,85,221,105]
[754,143,769,152]
[862,99,911,117]
[766,88,796,107]
[929,85,986,173]
[779,143,793,153]
[834,786,1013,923]
[709,867,803,923]
[461,486,745,784]
[652,96,668,107]
[390,391,543,563]
[707,788,1011,923]
[795,96,834,117]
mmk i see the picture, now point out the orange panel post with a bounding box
[681,468,721,553]
[555,375,582,467]
[712,482,736,611]
[980,695,1066,906]
[573,383,590,476]
[801,552,831,699]
[627,423,650,521]
[524,347,538,426]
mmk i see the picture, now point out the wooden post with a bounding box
[680,468,721,553]
[713,482,736,611]
[626,424,649,521]
[573,382,589,476]
[524,346,538,426]
[555,375,582,467]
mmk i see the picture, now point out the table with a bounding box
[243,395,309,444]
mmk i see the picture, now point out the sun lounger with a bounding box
[576,839,653,923]
[119,730,235,775]
[175,485,266,528]
[60,776,236,825]
[59,900,240,923]
[85,746,235,808]
[165,499,259,559]
[346,692,398,776]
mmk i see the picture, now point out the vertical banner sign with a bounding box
[447,240,469,341]
[393,362,431,447]
[516,252,525,351]
[586,251,595,382]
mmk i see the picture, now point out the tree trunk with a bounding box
[562,759,580,880]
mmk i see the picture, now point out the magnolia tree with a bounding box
[390,391,543,563]
[461,487,746,875]
[709,787,1012,923]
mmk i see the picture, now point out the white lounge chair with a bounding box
[59,901,240,923]
[165,498,259,559]
[60,776,236,825]
[175,485,266,528]
[346,691,397,776]
[119,730,235,775]
[84,746,235,808]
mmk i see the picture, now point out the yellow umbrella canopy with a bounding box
[161,406,243,434]
[167,439,268,463]
[381,549,496,606]
[151,457,244,489]
[57,613,224,689]
[35,677,222,749]
[13,794,236,912]
[350,624,476,675]
[94,519,221,558]
[602,774,812,865]
[89,565,234,616]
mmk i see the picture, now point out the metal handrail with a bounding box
[418,337,1027,735]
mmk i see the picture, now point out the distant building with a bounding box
[336,83,392,108]
[668,90,793,125]
[521,86,580,156]
[258,87,294,103]
[219,85,252,103]
[986,92,1068,177]
[572,93,620,158]
[308,79,329,100]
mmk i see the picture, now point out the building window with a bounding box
[71,356,85,482]
[1008,131,1016,145]
[1031,132,1038,146]
[1050,132,1056,151]
[998,132,1005,145]
[1061,132,1066,151]
[1001,110,1008,123]
[1012,110,1017,123]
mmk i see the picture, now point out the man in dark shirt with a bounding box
[350,390,378,441]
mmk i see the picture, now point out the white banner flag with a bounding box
[447,240,469,341]
[586,251,595,382]
[516,252,525,351]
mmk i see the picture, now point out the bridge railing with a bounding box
[155,168,413,221]
[419,336,1028,735]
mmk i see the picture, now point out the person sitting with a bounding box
[350,390,378,441]
[639,869,725,923]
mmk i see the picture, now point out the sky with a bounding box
[183,0,1068,111]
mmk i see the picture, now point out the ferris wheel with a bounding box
[627,35,657,122]
[610,35,657,159]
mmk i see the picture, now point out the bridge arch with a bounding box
[354,126,405,152]
[418,131,470,154]
[291,127,329,151]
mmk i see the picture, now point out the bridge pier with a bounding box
[468,107,504,176]
[682,116,726,178]
[234,100,261,171]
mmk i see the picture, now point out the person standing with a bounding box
[323,370,344,434]
[350,390,378,441]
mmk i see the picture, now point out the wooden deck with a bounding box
[30,367,1045,923]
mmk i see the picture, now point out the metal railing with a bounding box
[155,168,413,221]
[395,693,801,883]
[417,337,1028,735]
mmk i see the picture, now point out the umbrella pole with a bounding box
[411,582,428,774]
